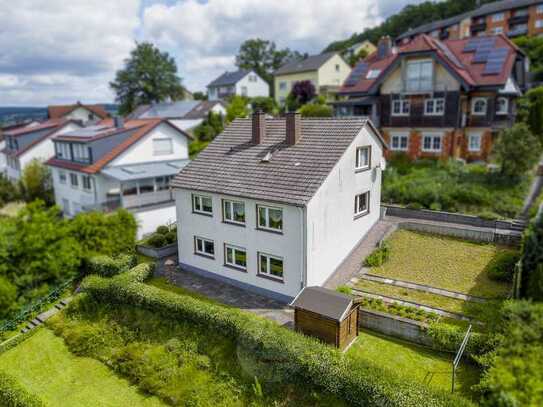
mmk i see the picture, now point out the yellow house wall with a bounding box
[352,41,377,56]
[274,71,319,104]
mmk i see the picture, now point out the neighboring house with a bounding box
[171,112,386,302]
[2,119,82,182]
[335,34,527,161]
[127,100,227,133]
[0,120,41,174]
[46,118,192,237]
[47,102,109,123]
[397,0,543,43]
[343,40,377,62]
[207,70,269,101]
[273,52,351,106]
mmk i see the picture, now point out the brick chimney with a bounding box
[252,110,266,144]
[377,36,392,59]
[285,112,301,145]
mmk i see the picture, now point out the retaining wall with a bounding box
[136,243,178,259]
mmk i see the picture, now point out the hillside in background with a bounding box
[323,0,494,53]
[0,104,118,125]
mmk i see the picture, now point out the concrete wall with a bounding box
[175,189,304,300]
[110,122,189,166]
[235,72,270,98]
[306,126,384,287]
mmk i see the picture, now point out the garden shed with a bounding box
[290,286,359,350]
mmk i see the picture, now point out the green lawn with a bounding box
[0,328,164,406]
[348,331,480,398]
[146,277,228,306]
[0,201,24,217]
[369,230,513,298]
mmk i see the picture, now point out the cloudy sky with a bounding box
[0,0,420,106]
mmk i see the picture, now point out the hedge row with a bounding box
[85,254,137,277]
[0,371,44,407]
[81,268,473,407]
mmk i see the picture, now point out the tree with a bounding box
[193,111,224,142]
[520,213,543,301]
[517,86,543,141]
[348,48,369,67]
[299,103,333,117]
[192,91,208,101]
[250,97,277,115]
[514,36,543,81]
[0,276,17,319]
[19,159,53,205]
[493,123,542,178]
[110,42,185,115]
[287,80,316,111]
[226,95,249,123]
[235,38,304,88]
[0,173,20,206]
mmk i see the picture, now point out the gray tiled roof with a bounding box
[183,101,226,120]
[290,286,353,321]
[397,12,472,40]
[171,117,379,206]
[274,52,339,76]
[207,69,250,88]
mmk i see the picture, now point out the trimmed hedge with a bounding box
[86,254,137,277]
[81,269,473,407]
[0,371,44,407]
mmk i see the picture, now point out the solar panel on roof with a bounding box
[344,63,369,86]
[463,38,484,52]
[482,47,508,75]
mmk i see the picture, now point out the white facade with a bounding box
[62,107,102,123]
[175,124,384,301]
[208,71,269,101]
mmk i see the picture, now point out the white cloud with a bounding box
[0,0,141,106]
[142,0,392,92]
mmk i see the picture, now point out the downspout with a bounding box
[299,205,307,290]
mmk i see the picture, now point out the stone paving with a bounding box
[156,259,294,327]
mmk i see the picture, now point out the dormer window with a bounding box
[471,98,487,116]
[405,60,433,92]
[496,97,508,115]
[392,99,410,116]
[56,142,71,160]
[72,143,90,163]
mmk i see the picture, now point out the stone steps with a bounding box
[19,297,72,334]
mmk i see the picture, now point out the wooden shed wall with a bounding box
[294,309,338,346]
[338,308,359,350]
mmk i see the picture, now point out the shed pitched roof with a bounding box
[47,103,109,120]
[171,117,384,206]
[290,286,354,322]
[274,52,339,76]
[207,70,250,88]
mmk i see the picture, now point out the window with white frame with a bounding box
[152,138,173,156]
[122,181,138,196]
[59,171,67,184]
[471,98,487,115]
[492,12,504,22]
[279,81,288,91]
[390,133,409,151]
[366,69,381,79]
[468,133,482,152]
[422,133,442,152]
[354,191,370,217]
[194,236,215,258]
[223,199,245,224]
[496,97,508,115]
[257,205,283,232]
[335,64,340,72]
[392,99,410,116]
[248,74,257,82]
[536,19,543,28]
[355,146,371,170]
[72,143,90,163]
[82,175,92,191]
[424,98,445,115]
[56,142,71,160]
[258,252,284,280]
[224,244,247,270]
[406,60,433,92]
[192,194,213,215]
[70,173,78,187]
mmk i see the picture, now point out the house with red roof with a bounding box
[2,119,83,182]
[46,117,192,237]
[47,102,109,123]
[335,34,528,161]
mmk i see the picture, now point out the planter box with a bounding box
[136,242,178,259]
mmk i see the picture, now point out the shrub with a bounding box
[155,225,169,235]
[426,322,490,363]
[0,371,45,407]
[0,277,17,319]
[486,251,519,283]
[81,271,472,407]
[146,233,166,248]
[520,213,543,300]
[87,254,137,277]
[165,231,177,244]
[336,285,352,296]
[364,242,390,267]
[298,103,333,117]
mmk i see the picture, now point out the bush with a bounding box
[336,285,352,295]
[0,277,17,319]
[426,323,490,363]
[0,371,45,406]
[298,103,333,117]
[86,254,137,277]
[486,251,519,283]
[520,213,543,300]
[364,242,390,267]
[146,233,166,248]
[155,225,169,235]
[165,231,177,244]
[80,271,472,407]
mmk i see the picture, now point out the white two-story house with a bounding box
[207,69,269,101]
[46,117,192,237]
[171,112,387,302]
[2,119,82,182]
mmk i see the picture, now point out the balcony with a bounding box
[122,189,173,209]
[470,22,487,33]
[508,24,528,37]
[509,13,529,26]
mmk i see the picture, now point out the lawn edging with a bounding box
[0,370,45,407]
[80,267,474,407]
